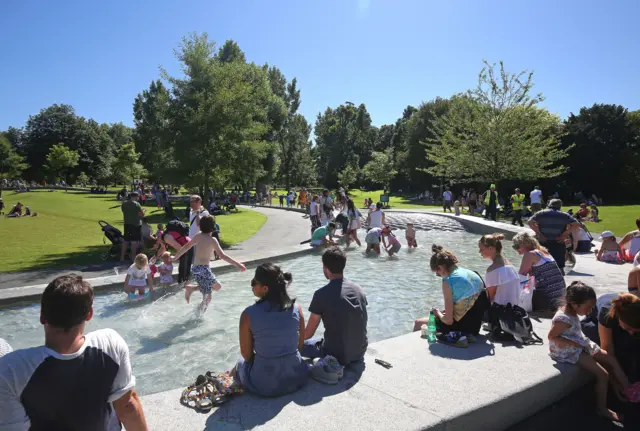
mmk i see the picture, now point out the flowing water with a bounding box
[0,220,521,395]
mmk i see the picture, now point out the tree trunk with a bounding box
[204,176,209,208]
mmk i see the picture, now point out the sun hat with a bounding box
[599,231,615,240]
[369,204,376,210]
[490,184,496,188]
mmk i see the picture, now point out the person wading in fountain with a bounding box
[482,184,499,221]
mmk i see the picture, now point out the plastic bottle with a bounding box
[427,311,437,342]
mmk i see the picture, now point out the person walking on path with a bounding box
[510,188,526,227]
[442,188,453,213]
[530,186,543,213]
[120,192,145,261]
[0,274,148,431]
[482,184,499,221]
[302,247,368,366]
[528,199,579,274]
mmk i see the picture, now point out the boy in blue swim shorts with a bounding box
[173,215,246,312]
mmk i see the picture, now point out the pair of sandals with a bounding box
[180,372,233,413]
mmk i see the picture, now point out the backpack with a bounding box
[493,303,543,345]
[165,220,189,237]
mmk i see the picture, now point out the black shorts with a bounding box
[124,224,142,242]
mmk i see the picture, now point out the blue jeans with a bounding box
[300,338,324,360]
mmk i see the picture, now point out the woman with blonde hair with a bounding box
[512,232,566,312]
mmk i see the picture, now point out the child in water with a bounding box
[548,281,628,421]
[125,253,154,296]
[406,223,418,248]
[157,251,174,288]
[172,215,246,312]
[382,226,401,256]
[596,231,622,263]
[454,200,461,216]
[364,227,383,255]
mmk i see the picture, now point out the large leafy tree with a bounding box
[163,33,278,201]
[275,76,313,189]
[0,135,28,197]
[45,143,79,183]
[21,104,114,183]
[363,149,397,190]
[562,104,640,199]
[314,102,376,187]
[112,143,147,186]
[425,61,568,185]
[133,80,172,182]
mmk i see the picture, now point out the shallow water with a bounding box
[0,227,520,395]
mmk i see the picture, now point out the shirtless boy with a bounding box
[172,215,246,312]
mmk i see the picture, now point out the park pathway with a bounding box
[0,206,311,290]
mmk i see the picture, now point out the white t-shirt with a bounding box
[127,264,150,286]
[310,201,319,217]
[530,189,542,204]
[0,329,135,431]
[634,251,640,267]
[443,191,452,201]
[189,208,210,239]
[486,265,521,306]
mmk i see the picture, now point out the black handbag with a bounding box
[493,303,543,345]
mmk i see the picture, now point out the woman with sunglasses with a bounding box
[512,232,566,313]
[233,263,309,396]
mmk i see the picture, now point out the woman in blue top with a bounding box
[233,263,309,396]
[413,244,489,334]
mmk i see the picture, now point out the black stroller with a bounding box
[99,220,124,260]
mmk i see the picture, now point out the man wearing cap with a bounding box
[482,184,499,221]
[528,199,579,273]
[510,188,526,227]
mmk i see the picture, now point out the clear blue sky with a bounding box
[2,0,639,133]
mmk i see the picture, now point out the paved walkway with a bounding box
[0,207,311,291]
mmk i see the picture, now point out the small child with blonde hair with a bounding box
[454,200,461,216]
[157,251,174,288]
[125,253,153,296]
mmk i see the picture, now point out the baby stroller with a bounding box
[99,220,124,260]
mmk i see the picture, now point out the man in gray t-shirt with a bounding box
[302,247,368,366]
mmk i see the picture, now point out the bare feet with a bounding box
[597,408,619,422]
[212,282,222,292]
[184,284,196,304]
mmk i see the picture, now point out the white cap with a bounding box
[369,204,376,210]
[599,231,615,240]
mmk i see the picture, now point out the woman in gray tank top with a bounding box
[233,264,309,396]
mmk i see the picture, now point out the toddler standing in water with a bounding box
[157,251,174,288]
[548,281,628,421]
[406,223,417,248]
[172,215,246,313]
[124,253,154,296]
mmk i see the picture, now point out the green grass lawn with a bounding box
[580,205,640,237]
[0,191,266,273]
[270,188,440,210]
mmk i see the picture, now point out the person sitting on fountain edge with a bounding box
[302,247,368,366]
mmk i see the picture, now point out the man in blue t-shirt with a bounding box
[302,247,368,366]
[528,199,578,273]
